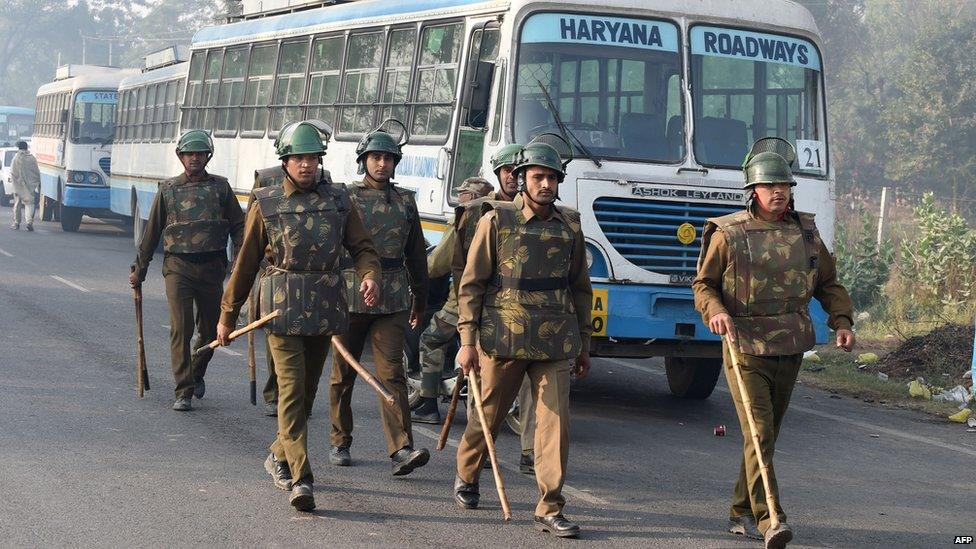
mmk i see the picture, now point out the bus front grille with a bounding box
[592,197,740,278]
[98,157,111,175]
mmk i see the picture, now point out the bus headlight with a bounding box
[71,171,85,183]
[585,242,609,278]
[87,173,99,184]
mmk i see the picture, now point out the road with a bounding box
[0,209,972,548]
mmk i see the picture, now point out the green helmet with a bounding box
[514,142,565,183]
[490,143,523,173]
[356,131,402,163]
[743,151,795,188]
[176,130,213,154]
[276,121,326,159]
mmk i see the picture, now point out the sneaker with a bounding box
[289,477,315,512]
[329,445,351,466]
[391,446,430,476]
[764,522,793,549]
[193,376,206,399]
[264,453,292,491]
[25,223,33,232]
[264,401,278,417]
[172,398,192,411]
[519,452,535,475]
[410,397,442,424]
[728,514,762,540]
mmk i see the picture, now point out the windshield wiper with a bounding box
[536,80,601,168]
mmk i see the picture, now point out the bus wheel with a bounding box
[131,193,144,247]
[60,204,83,232]
[665,356,722,399]
[38,195,53,221]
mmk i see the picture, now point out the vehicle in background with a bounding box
[0,147,19,206]
[110,46,189,245]
[32,64,138,232]
[120,0,834,400]
[0,106,35,145]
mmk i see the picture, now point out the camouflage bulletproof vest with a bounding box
[255,182,351,336]
[479,201,583,360]
[343,181,417,314]
[160,175,231,254]
[706,209,822,356]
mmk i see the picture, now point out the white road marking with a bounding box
[601,357,976,458]
[0,247,12,257]
[50,275,90,293]
[217,347,242,357]
[412,425,608,506]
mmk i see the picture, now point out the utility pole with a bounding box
[876,186,888,250]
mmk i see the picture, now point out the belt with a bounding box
[380,256,405,270]
[166,250,226,263]
[494,275,569,291]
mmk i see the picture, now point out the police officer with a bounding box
[328,127,431,475]
[129,130,244,412]
[217,121,380,512]
[252,122,334,417]
[693,138,855,548]
[453,142,593,538]
[410,176,494,425]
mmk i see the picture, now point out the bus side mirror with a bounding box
[60,109,69,123]
[462,60,495,128]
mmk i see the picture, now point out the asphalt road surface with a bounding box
[0,209,973,548]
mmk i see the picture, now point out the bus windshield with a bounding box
[71,90,118,145]
[690,26,826,174]
[514,13,684,163]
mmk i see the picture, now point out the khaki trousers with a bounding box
[329,311,413,455]
[418,308,459,398]
[262,334,278,404]
[456,352,571,517]
[517,376,536,454]
[268,333,331,482]
[723,343,801,534]
[162,255,224,399]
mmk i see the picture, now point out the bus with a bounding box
[111,47,189,245]
[123,0,834,399]
[32,65,139,232]
[0,106,35,144]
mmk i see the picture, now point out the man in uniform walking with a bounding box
[328,128,431,475]
[217,120,380,512]
[9,141,40,232]
[693,138,855,548]
[252,121,334,417]
[129,130,245,411]
[410,176,493,425]
[453,142,592,538]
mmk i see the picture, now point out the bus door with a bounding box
[441,21,500,207]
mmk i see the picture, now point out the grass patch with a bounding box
[798,342,963,418]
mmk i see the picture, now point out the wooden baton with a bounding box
[246,285,258,405]
[724,335,780,530]
[468,370,511,521]
[331,336,396,406]
[133,286,150,397]
[194,310,282,356]
[437,371,465,451]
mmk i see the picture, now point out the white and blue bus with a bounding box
[0,106,35,144]
[116,0,834,398]
[32,65,138,231]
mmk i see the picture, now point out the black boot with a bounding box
[263,453,292,491]
[411,397,441,424]
[534,515,581,538]
[289,477,315,512]
[454,475,479,509]
[391,446,430,476]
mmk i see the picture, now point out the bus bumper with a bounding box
[590,283,829,358]
[63,185,110,210]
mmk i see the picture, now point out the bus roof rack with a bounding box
[143,46,190,72]
[55,65,124,81]
[237,0,359,21]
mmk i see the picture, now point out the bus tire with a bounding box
[131,193,145,248]
[38,194,53,221]
[60,204,83,232]
[665,356,722,399]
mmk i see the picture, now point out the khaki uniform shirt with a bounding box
[133,172,245,280]
[457,199,593,355]
[219,178,379,327]
[693,210,854,331]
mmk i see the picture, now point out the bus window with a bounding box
[514,14,683,163]
[184,51,207,128]
[461,26,500,129]
[242,44,278,135]
[153,83,166,141]
[141,85,156,141]
[217,47,248,135]
[270,40,310,133]
[72,90,118,145]
[690,26,825,173]
[307,36,344,129]
[380,28,417,125]
[341,30,384,134]
[412,22,463,140]
[202,49,224,130]
[489,64,506,145]
[164,81,179,139]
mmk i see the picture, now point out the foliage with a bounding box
[834,205,893,310]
